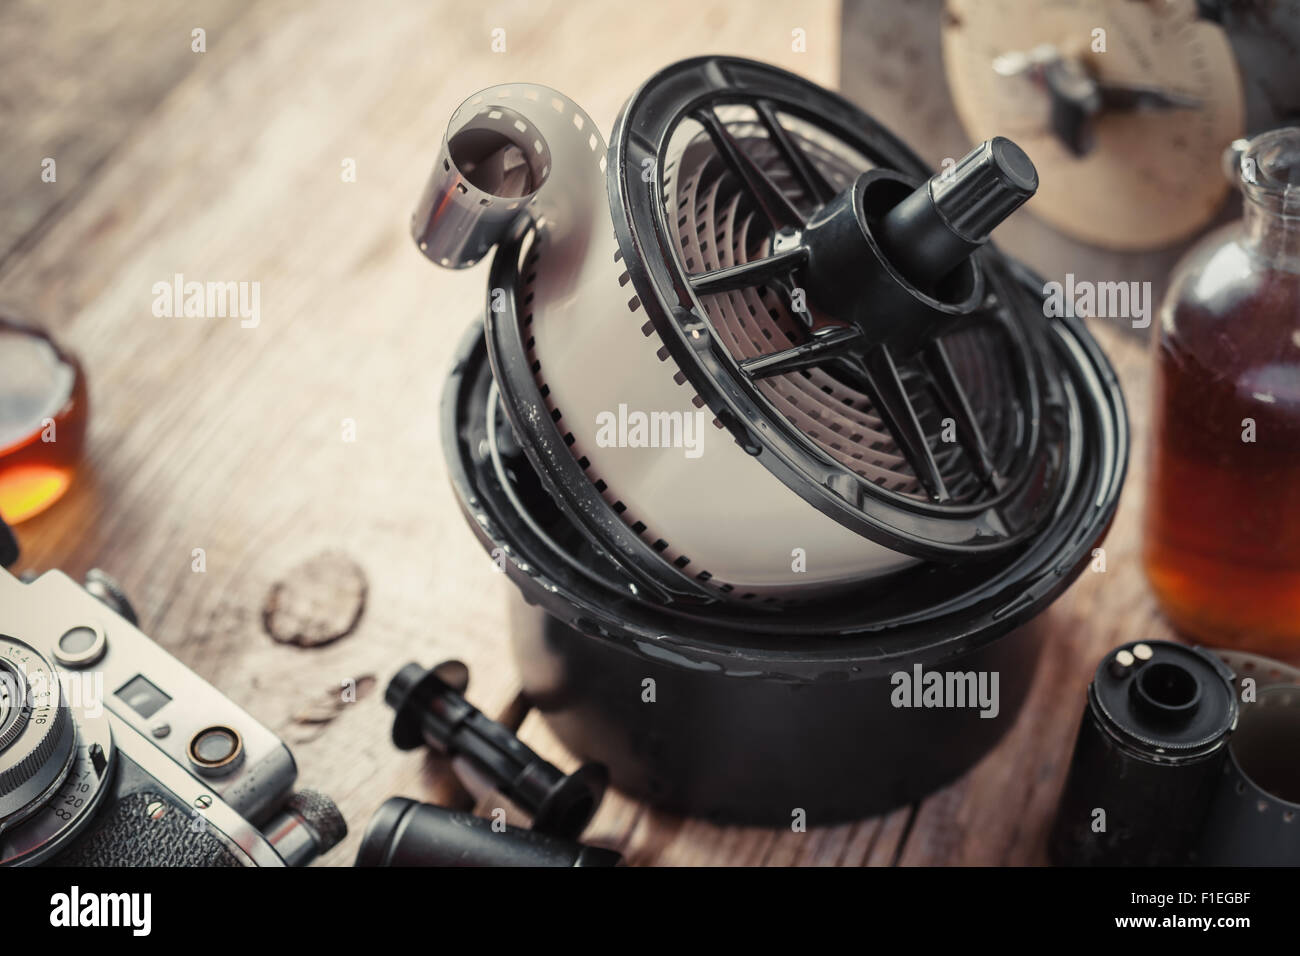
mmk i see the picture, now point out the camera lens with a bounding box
[0,636,116,866]
[187,725,243,776]
[0,638,76,829]
[0,660,27,751]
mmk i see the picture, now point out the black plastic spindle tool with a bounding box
[386,660,608,839]
[876,136,1038,287]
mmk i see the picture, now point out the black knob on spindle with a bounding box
[386,661,608,839]
[878,137,1038,287]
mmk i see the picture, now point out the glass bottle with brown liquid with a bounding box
[1144,128,1300,661]
[0,314,88,524]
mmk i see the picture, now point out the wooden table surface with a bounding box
[1,0,1177,866]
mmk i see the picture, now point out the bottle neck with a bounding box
[1236,127,1300,273]
[1243,198,1300,273]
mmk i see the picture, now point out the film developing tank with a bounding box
[419,58,1128,823]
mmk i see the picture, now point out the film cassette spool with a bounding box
[1048,641,1239,866]
[1051,642,1300,866]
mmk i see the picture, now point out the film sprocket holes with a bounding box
[421,57,1129,823]
[0,566,345,866]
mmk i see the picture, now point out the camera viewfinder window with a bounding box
[115,674,171,719]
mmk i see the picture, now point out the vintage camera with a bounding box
[0,564,346,866]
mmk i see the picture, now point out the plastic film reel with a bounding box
[664,117,1027,504]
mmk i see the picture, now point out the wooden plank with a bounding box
[0,0,254,266]
[2,0,842,866]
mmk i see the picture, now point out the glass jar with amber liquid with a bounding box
[0,314,88,524]
[1144,128,1300,660]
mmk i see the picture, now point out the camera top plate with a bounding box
[0,568,297,824]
